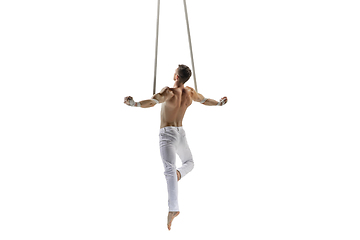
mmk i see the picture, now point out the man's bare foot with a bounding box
[177,170,181,181]
[167,211,180,230]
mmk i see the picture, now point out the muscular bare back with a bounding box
[160,87,192,128]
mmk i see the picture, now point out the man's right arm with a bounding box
[124,87,173,108]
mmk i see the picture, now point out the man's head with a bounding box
[174,64,192,84]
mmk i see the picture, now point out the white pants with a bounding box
[159,127,194,212]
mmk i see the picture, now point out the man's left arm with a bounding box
[187,87,228,106]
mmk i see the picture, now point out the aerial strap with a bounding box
[183,0,198,92]
[153,0,161,95]
[153,0,198,95]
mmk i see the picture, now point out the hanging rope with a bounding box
[153,0,161,95]
[153,0,198,94]
[183,0,198,92]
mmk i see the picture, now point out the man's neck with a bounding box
[173,80,185,89]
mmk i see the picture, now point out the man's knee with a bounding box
[164,163,176,176]
[187,159,194,171]
[185,159,194,173]
[189,160,194,171]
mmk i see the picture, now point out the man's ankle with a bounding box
[176,170,181,181]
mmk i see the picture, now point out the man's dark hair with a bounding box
[178,64,192,84]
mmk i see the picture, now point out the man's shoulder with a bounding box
[185,86,195,93]
[185,86,196,96]
[160,86,171,94]
[159,86,175,100]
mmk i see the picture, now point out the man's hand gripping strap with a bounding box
[217,98,226,106]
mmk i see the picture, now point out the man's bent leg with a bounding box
[176,129,194,180]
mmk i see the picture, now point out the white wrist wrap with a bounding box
[151,99,160,104]
[200,98,208,104]
[129,99,141,107]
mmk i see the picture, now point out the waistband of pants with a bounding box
[160,126,184,133]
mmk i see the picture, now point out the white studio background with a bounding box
[0,0,359,239]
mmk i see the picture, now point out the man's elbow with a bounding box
[151,94,165,104]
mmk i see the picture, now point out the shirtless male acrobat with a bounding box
[124,64,228,230]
